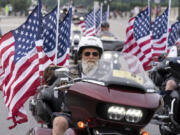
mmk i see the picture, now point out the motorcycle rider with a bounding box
[32,36,104,135]
[152,33,180,94]
[165,39,180,92]
[151,37,180,124]
[97,21,119,40]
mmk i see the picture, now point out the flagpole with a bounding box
[166,0,171,52]
[100,3,103,24]
[94,3,96,33]
[107,3,110,21]
[148,0,153,62]
[55,0,60,65]
[37,0,43,86]
[148,0,151,23]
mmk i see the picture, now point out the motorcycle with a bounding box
[70,21,82,65]
[98,33,124,52]
[149,45,180,135]
[149,55,180,135]
[70,31,81,64]
[28,51,161,135]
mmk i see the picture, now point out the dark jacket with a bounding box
[30,64,82,126]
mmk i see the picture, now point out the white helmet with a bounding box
[78,36,103,57]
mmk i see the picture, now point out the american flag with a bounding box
[95,8,102,34]
[151,8,168,57]
[102,10,108,22]
[123,52,143,74]
[123,8,152,70]
[38,7,72,76]
[79,19,86,34]
[168,20,180,47]
[0,3,42,129]
[82,9,96,36]
[56,8,72,65]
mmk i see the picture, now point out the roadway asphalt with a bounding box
[0,16,161,135]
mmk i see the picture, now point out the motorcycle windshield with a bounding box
[83,51,155,91]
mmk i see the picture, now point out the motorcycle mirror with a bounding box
[54,67,69,78]
[170,90,180,100]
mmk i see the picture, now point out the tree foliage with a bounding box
[42,0,57,11]
[0,0,7,7]
[0,0,179,12]
[11,0,31,12]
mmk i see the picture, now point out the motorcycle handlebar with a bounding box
[54,84,73,91]
[53,77,81,91]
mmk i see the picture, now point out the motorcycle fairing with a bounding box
[69,81,161,109]
[66,82,160,131]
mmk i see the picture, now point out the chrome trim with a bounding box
[170,98,176,115]
[82,79,105,86]
[146,89,156,93]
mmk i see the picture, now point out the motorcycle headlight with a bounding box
[125,109,143,123]
[107,106,126,120]
[107,106,143,123]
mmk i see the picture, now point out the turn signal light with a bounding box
[142,131,149,135]
[77,121,85,128]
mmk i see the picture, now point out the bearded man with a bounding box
[51,36,103,135]
[31,36,104,135]
[80,39,103,74]
[71,36,104,78]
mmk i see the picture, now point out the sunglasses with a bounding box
[83,52,99,57]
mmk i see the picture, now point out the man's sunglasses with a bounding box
[83,52,99,57]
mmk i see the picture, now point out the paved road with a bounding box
[0,16,161,135]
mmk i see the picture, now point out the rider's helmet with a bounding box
[101,21,110,28]
[78,36,104,58]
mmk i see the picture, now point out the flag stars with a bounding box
[36,27,38,32]
[43,7,71,58]
[18,44,22,48]
[22,38,26,42]
[20,31,24,35]
[32,26,35,31]
[26,40,30,43]
[18,38,21,41]
[34,13,37,17]
[27,25,31,29]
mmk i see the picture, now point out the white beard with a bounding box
[82,59,98,75]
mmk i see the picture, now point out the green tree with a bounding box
[11,0,31,12]
[0,0,8,8]
[42,0,57,11]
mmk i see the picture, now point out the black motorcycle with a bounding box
[70,30,81,64]
[149,56,180,135]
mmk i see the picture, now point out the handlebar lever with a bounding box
[54,84,73,91]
